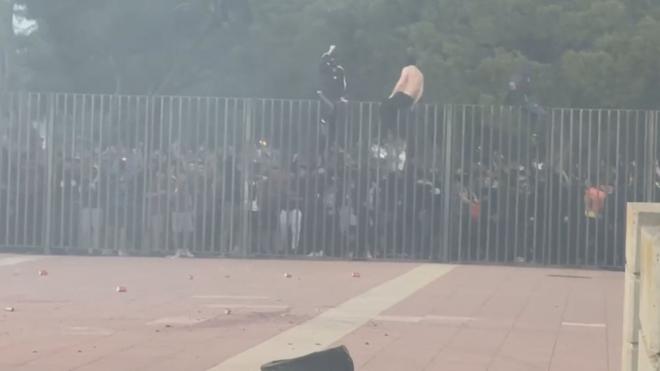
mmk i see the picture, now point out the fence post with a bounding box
[442,104,453,261]
[646,112,657,202]
[43,93,54,254]
[241,98,252,257]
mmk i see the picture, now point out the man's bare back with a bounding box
[390,65,424,104]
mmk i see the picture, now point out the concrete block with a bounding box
[623,341,640,371]
[639,227,660,355]
[628,205,643,274]
[625,272,642,344]
[636,330,660,371]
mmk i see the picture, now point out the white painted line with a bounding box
[371,315,474,324]
[206,264,455,371]
[426,315,475,323]
[374,315,423,323]
[147,317,206,326]
[204,304,289,311]
[193,295,270,300]
[0,256,44,267]
[562,322,607,328]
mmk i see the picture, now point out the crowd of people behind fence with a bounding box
[1,110,659,268]
[1,45,660,267]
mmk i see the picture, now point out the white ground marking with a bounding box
[204,304,290,311]
[0,255,44,267]
[192,295,270,300]
[561,322,607,328]
[206,264,455,371]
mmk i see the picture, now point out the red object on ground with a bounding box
[352,272,361,278]
[38,270,48,277]
[115,286,127,293]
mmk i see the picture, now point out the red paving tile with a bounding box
[0,255,623,371]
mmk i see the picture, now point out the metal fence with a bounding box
[0,92,659,268]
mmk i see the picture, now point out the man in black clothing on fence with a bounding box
[317,45,347,164]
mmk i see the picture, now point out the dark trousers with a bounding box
[380,92,414,138]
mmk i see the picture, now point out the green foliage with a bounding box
[5,0,660,108]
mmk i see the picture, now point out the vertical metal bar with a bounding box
[341,102,350,258]
[481,106,490,261]
[56,94,67,250]
[603,109,612,266]
[140,96,151,255]
[219,98,229,255]
[429,105,438,260]
[557,108,566,265]
[456,105,466,261]
[513,106,523,262]
[544,109,554,264]
[530,107,539,263]
[209,98,219,253]
[613,110,621,267]
[6,92,15,247]
[14,93,24,248]
[229,98,238,255]
[412,107,421,259]
[20,93,32,246]
[423,104,436,260]
[44,94,55,253]
[242,99,252,257]
[494,106,514,262]
[163,96,173,254]
[584,110,593,266]
[70,94,79,251]
[365,102,374,259]
[88,94,97,254]
[201,97,210,253]
[442,104,453,262]
[646,111,656,202]
[27,93,38,247]
[355,103,362,259]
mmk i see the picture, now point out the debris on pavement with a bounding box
[115,286,127,293]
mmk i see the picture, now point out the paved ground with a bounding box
[0,254,623,371]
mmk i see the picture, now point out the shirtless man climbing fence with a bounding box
[380,55,424,140]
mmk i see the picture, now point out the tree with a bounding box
[10,0,660,108]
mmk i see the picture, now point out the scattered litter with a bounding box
[384,333,389,337]
[224,309,232,315]
[32,350,38,353]
[115,286,127,293]
[38,270,48,277]
[364,341,370,346]
[164,324,172,328]
[352,272,361,278]
[4,307,15,312]
[315,343,321,346]
[224,275,231,279]
[283,273,292,279]
[77,350,83,353]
